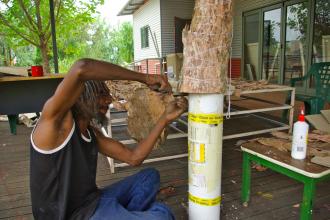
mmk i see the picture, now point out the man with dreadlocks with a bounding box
[30,58,187,220]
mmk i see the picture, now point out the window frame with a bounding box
[140,25,150,49]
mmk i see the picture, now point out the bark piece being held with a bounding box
[106,80,175,148]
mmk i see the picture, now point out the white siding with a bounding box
[133,0,283,60]
[133,0,161,61]
[160,0,195,56]
[232,0,283,58]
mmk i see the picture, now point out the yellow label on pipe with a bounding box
[188,113,223,125]
[189,142,205,163]
[189,193,221,206]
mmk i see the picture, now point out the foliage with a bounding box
[286,2,308,42]
[57,20,134,73]
[313,0,330,62]
[0,0,103,72]
[115,22,134,65]
[0,1,133,73]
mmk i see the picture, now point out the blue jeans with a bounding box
[90,168,175,220]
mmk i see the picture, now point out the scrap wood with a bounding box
[229,79,283,97]
[252,163,268,172]
[309,132,330,143]
[256,138,291,152]
[311,156,330,168]
[249,137,330,157]
[257,191,273,200]
[306,114,330,133]
[321,110,330,123]
[106,80,175,148]
[293,204,300,208]
[0,67,29,76]
[271,130,330,143]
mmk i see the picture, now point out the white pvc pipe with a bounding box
[188,94,224,220]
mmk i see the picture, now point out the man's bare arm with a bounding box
[43,58,171,121]
[33,59,171,151]
[96,97,188,166]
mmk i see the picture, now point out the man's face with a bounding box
[91,91,112,127]
[97,92,112,116]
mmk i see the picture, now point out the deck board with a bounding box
[0,119,329,220]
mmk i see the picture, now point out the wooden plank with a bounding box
[311,156,330,168]
[306,114,330,133]
[321,110,330,124]
[0,67,29,77]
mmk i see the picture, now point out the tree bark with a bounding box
[106,80,175,148]
[40,40,51,74]
[179,0,233,94]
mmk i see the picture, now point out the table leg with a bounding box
[300,178,315,220]
[242,152,251,207]
[8,114,18,135]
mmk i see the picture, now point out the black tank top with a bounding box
[30,122,100,220]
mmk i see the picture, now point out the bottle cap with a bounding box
[298,108,305,122]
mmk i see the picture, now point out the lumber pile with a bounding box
[106,80,174,148]
[179,0,233,93]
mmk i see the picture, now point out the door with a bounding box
[283,1,309,87]
[243,1,310,86]
[243,12,261,80]
[262,7,282,83]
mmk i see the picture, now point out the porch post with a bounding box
[179,0,233,219]
[49,0,59,73]
[188,94,223,219]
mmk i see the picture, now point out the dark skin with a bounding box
[32,58,188,166]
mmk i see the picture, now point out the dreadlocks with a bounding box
[72,80,110,127]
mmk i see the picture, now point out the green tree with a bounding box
[55,20,133,72]
[0,0,103,73]
[115,22,133,65]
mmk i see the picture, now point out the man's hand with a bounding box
[162,97,188,122]
[146,74,172,93]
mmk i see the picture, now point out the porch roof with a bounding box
[117,0,145,16]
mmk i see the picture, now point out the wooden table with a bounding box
[241,141,330,220]
[0,75,64,134]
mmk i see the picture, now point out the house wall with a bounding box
[132,0,284,76]
[160,0,195,57]
[133,0,162,61]
[133,58,162,75]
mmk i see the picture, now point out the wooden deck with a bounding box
[0,113,329,220]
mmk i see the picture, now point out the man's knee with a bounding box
[140,168,160,183]
[149,202,175,220]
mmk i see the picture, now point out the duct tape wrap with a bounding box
[188,94,224,220]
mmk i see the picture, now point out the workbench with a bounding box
[241,141,330,220]
[0,75,64,134]
[105,84,295,173]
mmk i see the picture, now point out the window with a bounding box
[312,0,330,63]
[140,26,149,48]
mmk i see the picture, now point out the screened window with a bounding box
[140,26,149,48]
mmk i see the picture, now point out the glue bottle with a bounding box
[291,108,309,160]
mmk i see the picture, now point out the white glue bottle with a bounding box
[291,108,309,160]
